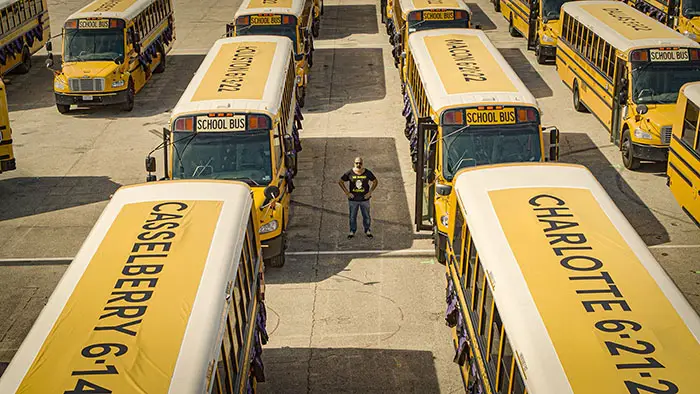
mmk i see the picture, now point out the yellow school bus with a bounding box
[388,0,473,72]
[667,81,700,225]
[557,1,700,170]
[0,0,50,75]
[627,0,700,43]
[0,180,270,393]
[145,36,301,268]
[444,162,700,393]
[404,29,559,263]
[229,0,314,107]
[497,0,576,64]
[46,0,175,114]
[0,80,15,173]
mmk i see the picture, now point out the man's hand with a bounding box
[365,192,372,200]
[345,191,353,198]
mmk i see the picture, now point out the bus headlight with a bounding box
[541,34,555,43]
[259,220,279,234]
[634,128,653,140]
[112,79,126,88]
[54,79,66,90]
[440,214,449,228]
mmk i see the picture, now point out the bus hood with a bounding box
[640,104,675,136]
[61,61,122,79]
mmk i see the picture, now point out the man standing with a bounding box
[339,157,378,238]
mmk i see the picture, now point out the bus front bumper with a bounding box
[55,89,129,107]
[262,233,284,260]
[540,45,556,59]
[0,157,16,172]
[632,143,668,162]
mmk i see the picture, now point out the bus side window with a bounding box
[453,206,464,269]
[498,333,514,394]
[682,101,699,149]
[480,283,493,338]
[29,0,36,16]
[467,238,477,295]
[217,343,233,394]
[461,232,470,279]
[274,125,282,167]
[488,307,502,369]
[233,279,246,342]
[225,315,239,379]
[511,368,526,394]
[472,257,484,313]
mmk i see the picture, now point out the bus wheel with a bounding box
[433,227,446,265]
[154,47,166,74]
[266,232,287,268]
[494,0,500,12]
[297,86,306,108]
[509,17,520,37]
[16,46,31,74]
[621,129,641,170]
[572,81,587,112]
[122,79,135,112]
[56,103,70,114]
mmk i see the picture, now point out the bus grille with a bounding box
[69,78,105,92]
[661,126,672,144]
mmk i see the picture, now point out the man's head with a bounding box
[354,157,363,169]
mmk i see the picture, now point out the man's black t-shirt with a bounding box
[341,169,376,201]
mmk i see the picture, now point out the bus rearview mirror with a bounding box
[549,127,559,145]
[45,41,52,52]
[145,156,156,173]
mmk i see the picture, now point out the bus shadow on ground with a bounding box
[466,3,498,30]
[0,176,120,221]
[498,48,553,99]
[317,5,378,41]
[305,48,386,113]
[560,132,670,245]
[6,54,204,117]
[259,347,441,393]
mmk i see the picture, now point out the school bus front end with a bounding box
[0,80,15,173]
[165,112,292,267]
[536,0,574,63]
[622,47,700,167]
[231,14,310,106]
[51,18,133,112]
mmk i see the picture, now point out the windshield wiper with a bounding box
[173,133,199,178]
[234,177,261,186]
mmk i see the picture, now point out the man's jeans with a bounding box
[348,200,371,233]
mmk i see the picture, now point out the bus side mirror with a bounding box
[637,104,648,115]
[45,41,52,52]
[543,126,560,161]
[145,156,156,173]
[436,183,452,196]
[263,185,281,206]
[226,23,235,37]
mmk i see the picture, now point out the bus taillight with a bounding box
[174,117,194,131]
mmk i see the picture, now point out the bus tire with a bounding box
[266,232,287,268]
[16,46,31,74]
[154,47,166,74]
[621,129,641,170]
[572,81,587,112]
[298,85,306,108]
[56,103,70,114]
[494,0,500,12]
[509,17,520,37]
[122,79,135,112]
[434,227,446,265]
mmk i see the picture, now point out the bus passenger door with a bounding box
[415,120,437,232]
[527,0,539,50]
[611,58,628,145]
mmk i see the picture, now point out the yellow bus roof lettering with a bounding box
[246,0,294,9]
[425,34,517,95]
[490,187,700,392]
[582,4,680,41]
[17,200,222,393]
[80,0,140,13]
[192,41,276,102]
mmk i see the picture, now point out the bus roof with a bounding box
[682,82,700,106]
[398,0,470,15]
[68,0,158,22]
[170,35,293,120]
[0,180,255,393]
[453,163,700,394]
[407,29,537,115]
[234,0,306,17]
[562,1,700,52]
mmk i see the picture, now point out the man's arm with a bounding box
[366,175,378,199]
[338,178,352,198]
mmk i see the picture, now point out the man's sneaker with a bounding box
[365,230,373,238]
[348,231,355,239]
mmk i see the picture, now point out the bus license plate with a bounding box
[649,49,689,62]
[423,11,454,20]
[250,15,282,25]
[82,95,93,101]
[196,115,246,132]
[465,108,516,125]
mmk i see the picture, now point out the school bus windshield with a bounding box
[632,61,700,104]
[64,28,125,62]
[542,0,572,21]
[442,124,542,180]
[172,131,273,186]
[408,18,469,33]
[683,0,700,17]
[235,24,298,53]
